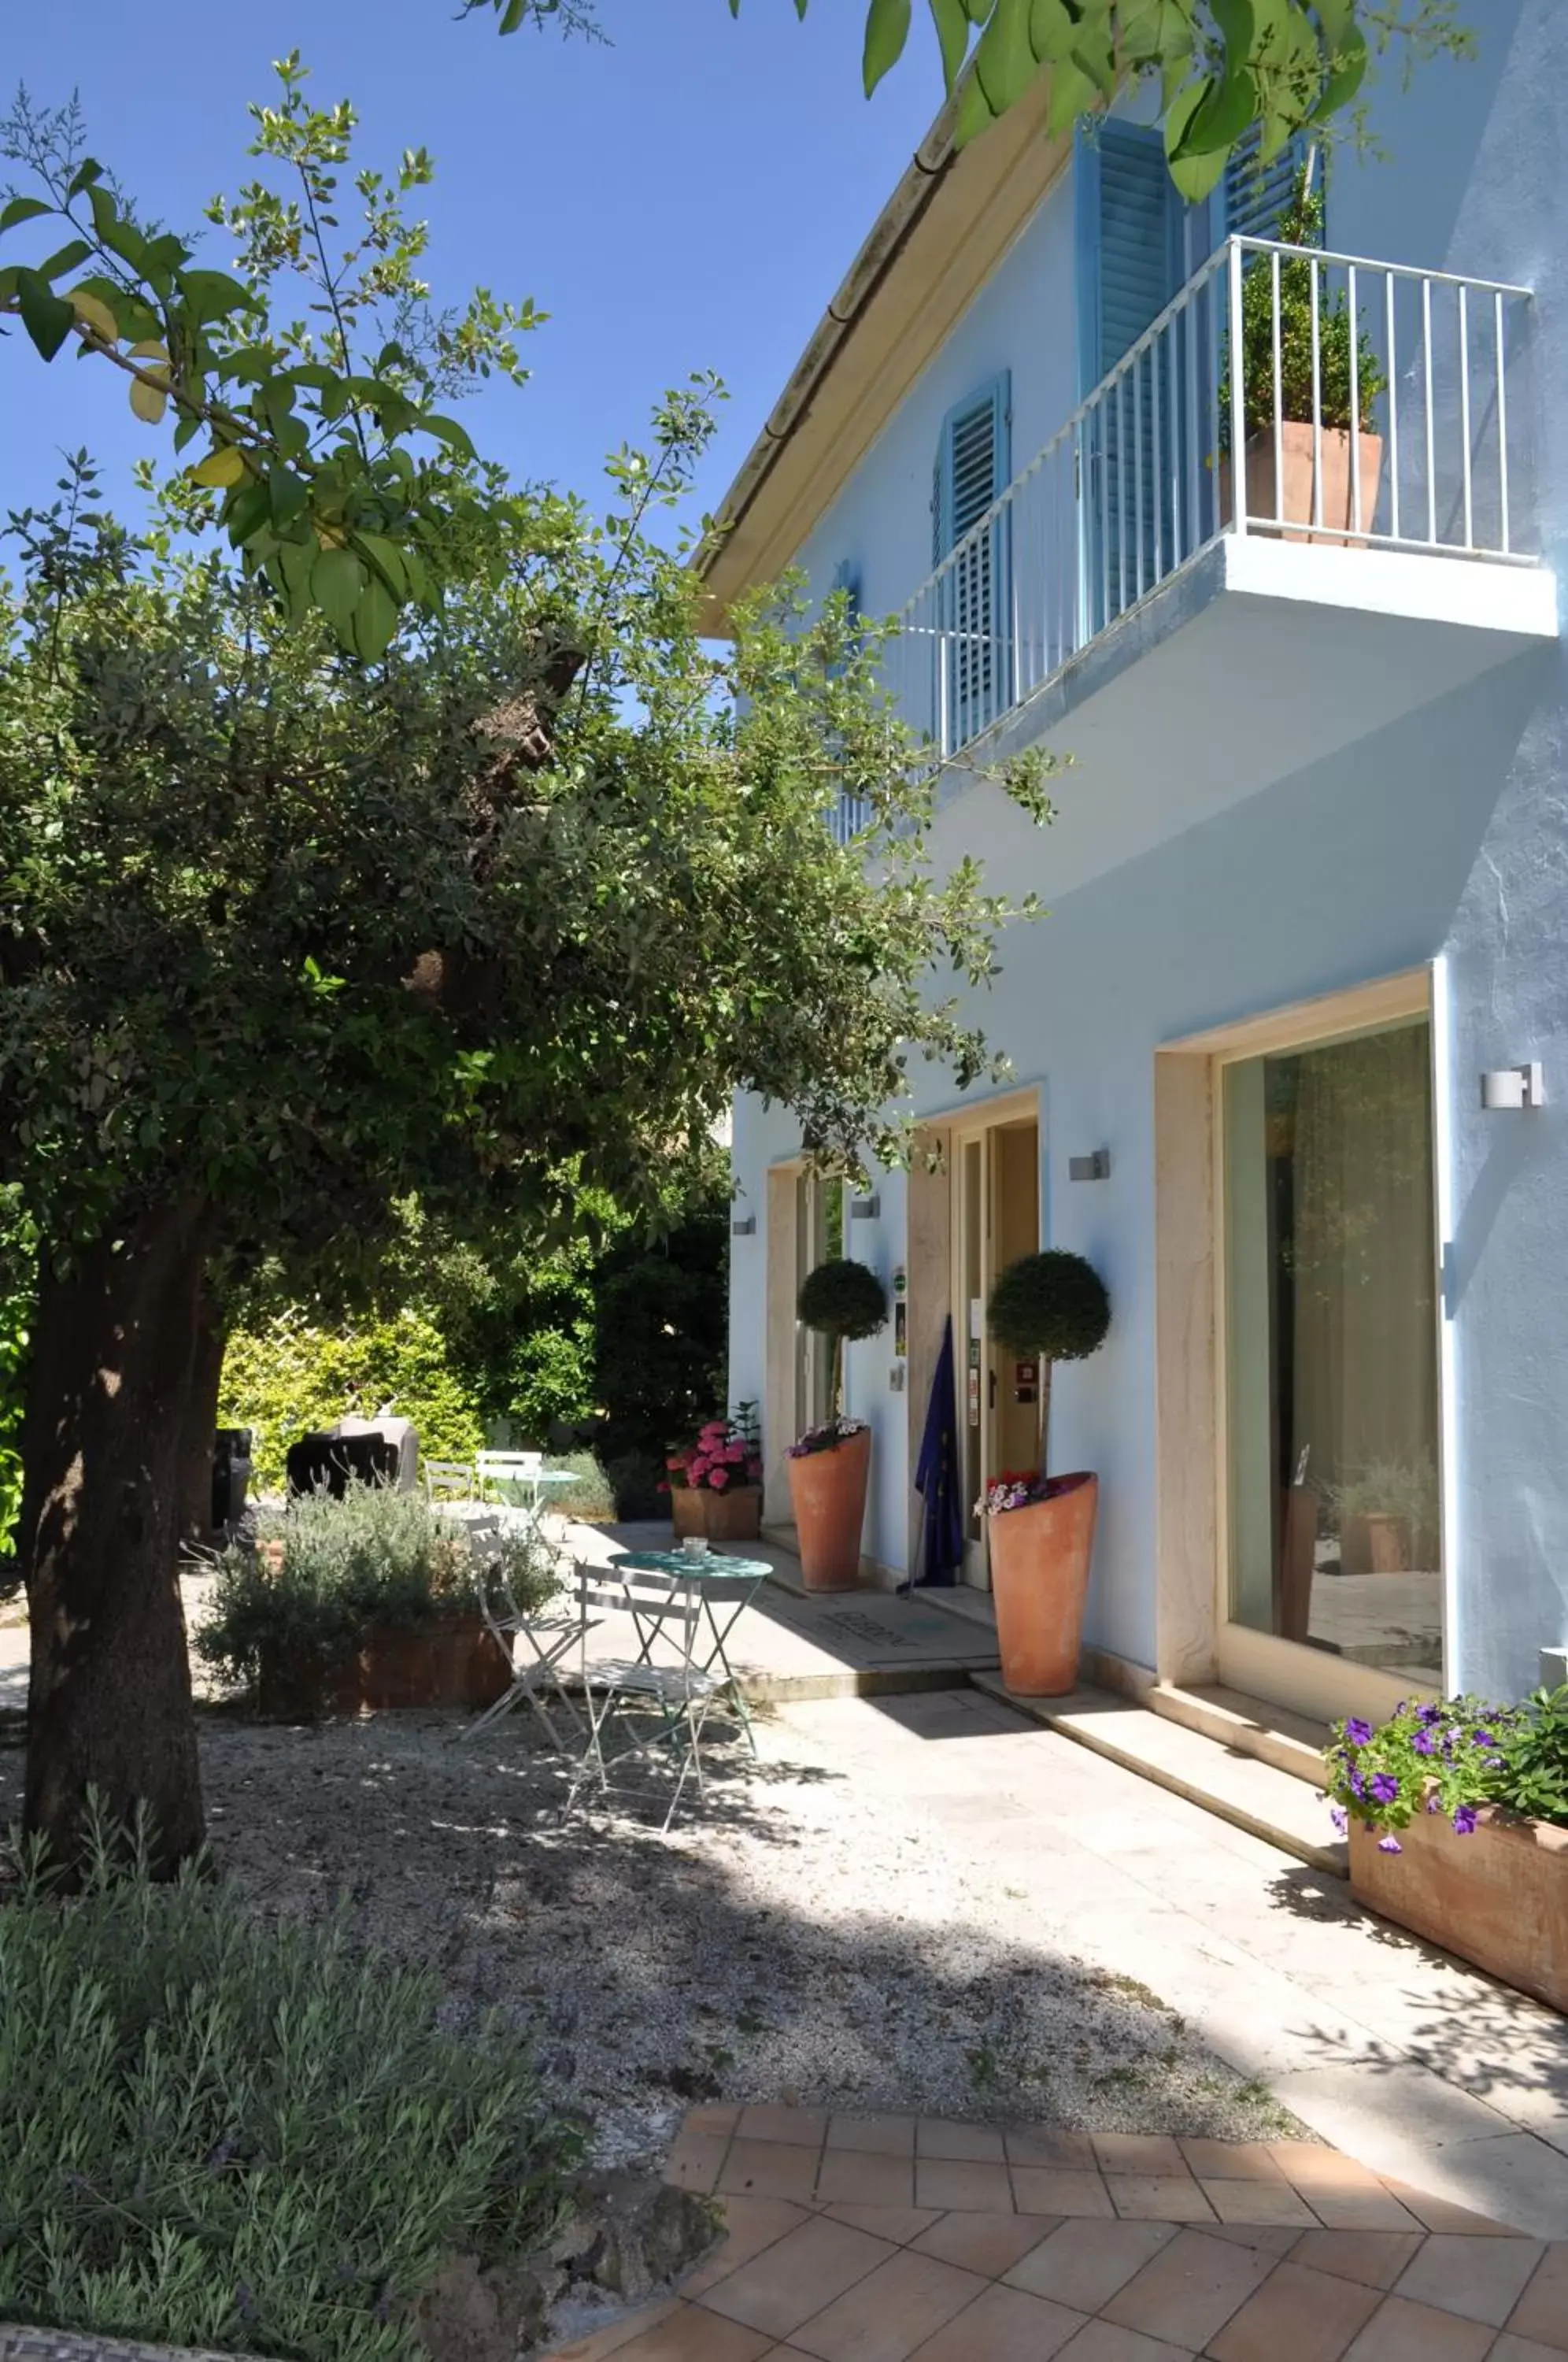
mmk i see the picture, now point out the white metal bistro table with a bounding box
[607,1547,771,1753]
[474,1458,579,1555]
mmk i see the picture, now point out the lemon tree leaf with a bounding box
[190,446,248,489]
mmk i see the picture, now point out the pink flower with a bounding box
[700,1421,728,1442]
[725,1442,746,1464]
[708,1466,730,1490]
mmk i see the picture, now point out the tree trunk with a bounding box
[20,1199,213,1875]
[178,1291,226,1547]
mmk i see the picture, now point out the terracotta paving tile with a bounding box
[915,2120,1008,2161]
[665,2129,731,2194]
[686,2105,745,2138]
[1289,2231,1426,2291]
[1268,2145,1383,2193]
[1392,2233,1546,2328]
[1106,2175,1217,2223]
[1010,2167,1116,2219]
[785,2248,989,2362]
[1198,2177,1318,2228]
[1178,2141,1288,2184]
[609,2300,778,2360]
[823,2205,943,2245]
[911,2208,1058,2278]
[1008,2127,1099,2169]
[1200,2224,1306,2257]
[1052,2321,1196,2359]
[1307,2193,1426,2234]
[913,2158,1015,2212]
[1505,2242,1568,2351]
[683,2198,812,2297]
[719,2139,825,2205]
[1494,2338,1568,2362]
[827,2116,916,2156]
[697,2216,897,2342]
[1093,2134,1191,2177]
[1205,2257,1384,2362]
[1340,2292,1498,2359]
[1378,2179,1521,2234]
[904,2279,1088,2360]
[1004,2219,1179,2312]
[815,2149,916,2209]
[1100,2227,1275,2349]
[738,2106,829,2149]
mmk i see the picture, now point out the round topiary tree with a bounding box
[986,1249,1110,1472]
[797,1257,889,1432]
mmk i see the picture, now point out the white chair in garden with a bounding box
[461,1527,591,1751]
[564,1560,753,1832]
[423,1458,477,1504]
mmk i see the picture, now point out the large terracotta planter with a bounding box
[1341,1511,1411,1575]
[257,1609,509,1721]
[1222,422,1385,544]
[986,1472,1098,1697]
[786,1426,871,1592]
[671,1484,763,1545]
[1349,1801,1568,2016]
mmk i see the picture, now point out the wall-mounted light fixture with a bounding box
[1541,1645,1568,1690]
[850,1194,880,1220]
[730,1214,756,1236]
[1481,1062,1545,1111]
[1068,1150,1111,1182]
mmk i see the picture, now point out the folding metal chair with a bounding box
[565,1562,753,1831]
[423,1457,476,1504]
[460,1523,592,1749]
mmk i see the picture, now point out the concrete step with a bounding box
[1148,1679,1329,1787]
[969,1671,1347,1875]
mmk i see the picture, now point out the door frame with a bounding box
[1154,966,1448,1725]
[942,1090,1043,1590]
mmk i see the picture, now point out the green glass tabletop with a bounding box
[613,1549,771,1581]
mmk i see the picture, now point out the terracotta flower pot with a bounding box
[1341,1510,1411,1575]
[786,1426,871,1592]
[671,1484,763,1544]
[1221,422,1385,546]
[986,1472,1098,1696]
[1349,1801,1568,2016]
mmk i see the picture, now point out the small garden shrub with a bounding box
[542,1450,617,1522]
[220,1308,485,1491]
[0,1802,582,2360]
[196,1482,553,1688]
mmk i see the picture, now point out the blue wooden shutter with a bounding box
[1077,123,1179,627]
[1223,125,1314,242]
[932,375,1011,750]
[827,560,870,837]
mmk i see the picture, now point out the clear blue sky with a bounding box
[0,0,943,532]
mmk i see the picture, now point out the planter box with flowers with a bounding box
[1327,1688,1568,2015]
[982,1249,1111,1696]
[787,1257,889,1592]
[664,1407,764,1543]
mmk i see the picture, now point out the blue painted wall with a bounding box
[731,0,1568,1697]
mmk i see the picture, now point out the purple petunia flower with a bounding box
[1329,1805,1348,1835]
[1413,1729,1437,1755]
[1425,1791,1442,1812]
[1417,1703,1444,1726]
[1370,1772,1400,1805]
[1344,1718,1374,1748]
[1453,1804,1479,1835]
[1350,1768,1366,1799]
[1473,1731,1496,1747]
[1378,1834,1403,1853]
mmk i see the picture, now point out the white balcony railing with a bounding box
[881,235,1537,765]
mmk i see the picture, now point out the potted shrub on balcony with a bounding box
[1221,162,1389,542]
[787,1257,889,1591]
[1327,1687,1568,2014]
[666,1404,764,1543]
[197,1482,550,1718]
[982,1249,1111,1695]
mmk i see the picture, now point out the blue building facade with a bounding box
[706,2,1568,1732]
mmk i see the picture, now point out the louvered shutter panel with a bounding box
[1223,125,1313,242]
[1078,123,1178,628]
[827,560,870,839]
[933,376,1011,751]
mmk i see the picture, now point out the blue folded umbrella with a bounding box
[912,1313,965,1587]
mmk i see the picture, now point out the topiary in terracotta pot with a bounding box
[788,1256,889,1591]
[984,1249,1111,1695]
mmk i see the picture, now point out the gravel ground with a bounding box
[0,1694,1307,2171]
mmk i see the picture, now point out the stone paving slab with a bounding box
[543,2108,1568,2360]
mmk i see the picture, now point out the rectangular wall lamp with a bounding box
[1068,1150,1111,1182]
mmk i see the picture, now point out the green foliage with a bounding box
[219,1310,484,1491]
[987,1249,1111,1363]
[797,1257,890,1343]
[0,1800,580,2359]
[1326,1687,1568,1842]
[0,69,538,656]
[538,1450,616,1522]
[736,2,1474,191]
[194,1481,553,1686]
[1326,1451,1439,1565]
[1224,163,1389,439]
